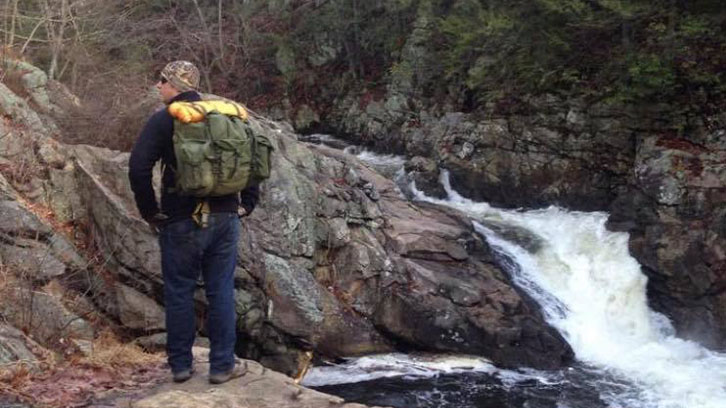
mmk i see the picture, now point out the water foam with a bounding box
[420,171,726,408]
[301,354,496,387]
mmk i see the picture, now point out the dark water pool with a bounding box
[312,364,642,408]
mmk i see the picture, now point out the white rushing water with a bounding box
[415,171,726,408]
[302,353,497,387]
[301,352,563,390]
[304,141,726,408]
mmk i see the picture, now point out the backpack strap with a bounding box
[163,122,179,193]
[189,103,207,119]
[248,120,258,182]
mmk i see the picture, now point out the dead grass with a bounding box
[81,330,163,369]
[0,330,165,408]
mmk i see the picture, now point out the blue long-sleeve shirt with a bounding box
[128,91,259,221]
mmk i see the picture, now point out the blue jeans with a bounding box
[159,212,239,375]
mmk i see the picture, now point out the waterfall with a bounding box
[419,170,726,408]
[303,139,726,408]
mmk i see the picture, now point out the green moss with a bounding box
[679,16,715,38]
[625,54,677,98]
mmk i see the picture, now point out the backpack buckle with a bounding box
[192,200,210,228]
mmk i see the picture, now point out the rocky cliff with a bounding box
[0,58,571,397]
[252,1,725,351]
[319,40,726,351]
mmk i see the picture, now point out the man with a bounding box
[128,61,258,384]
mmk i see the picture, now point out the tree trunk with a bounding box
[218,0,225,68]
[5,0,19,49]
[3,0,9,47]
[39,0,62,80]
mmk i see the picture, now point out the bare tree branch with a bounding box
[19,16,48,54]
[218,0,224,68]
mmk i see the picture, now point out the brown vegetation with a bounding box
[0,195,164,407]
[0,331,166,408]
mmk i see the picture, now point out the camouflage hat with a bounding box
[160,60,200,92]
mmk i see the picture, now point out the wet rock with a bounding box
[325,45,726,351]
[329,94,632,211]
[610,129,726,349]
[405,156,445,198]
[374,199,572,369]
[478,220,544,254]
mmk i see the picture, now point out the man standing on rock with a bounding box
[128,61,258,384]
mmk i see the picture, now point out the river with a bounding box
[298,135,726,408]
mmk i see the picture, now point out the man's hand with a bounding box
[145,213,169,233]
[237,207,248,218]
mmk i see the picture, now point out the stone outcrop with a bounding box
[0,171,94,350]
[0,59,572,382]
[328,94,634,211]
[607,114,726,349]
[112,348,388,408]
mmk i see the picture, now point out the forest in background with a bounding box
[1,0,725,148]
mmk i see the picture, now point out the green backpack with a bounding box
[170,102,273,197]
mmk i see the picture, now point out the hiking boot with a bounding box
[172,368,194,383]
[209,362,247,384]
